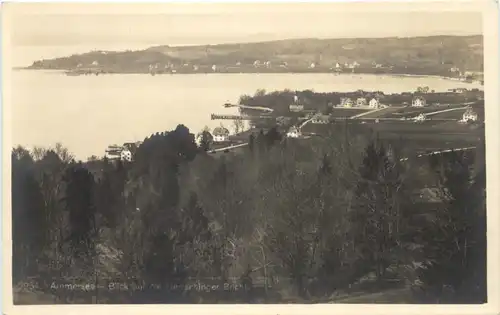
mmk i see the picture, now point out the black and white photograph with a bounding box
[2,1,499,310]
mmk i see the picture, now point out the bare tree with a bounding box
[232,119,245,134]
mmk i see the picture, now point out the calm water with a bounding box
[11,70,482,159]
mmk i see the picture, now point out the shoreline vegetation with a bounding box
[12,87,486,304]
[23,35,483,82]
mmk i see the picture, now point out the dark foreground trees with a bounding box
[414,150,487,303]
[11,124,486,304]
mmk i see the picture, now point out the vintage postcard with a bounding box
[1,1,499,315]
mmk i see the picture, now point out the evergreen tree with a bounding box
[248,134,255,153]
[137,125,199,293]
[11,148,46,282]
[350,138,410,283]
[197,126,214,152]
[63,163,97,264]
[265,127,282,148]
[96,158,127,228]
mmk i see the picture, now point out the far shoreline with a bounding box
[14,67,482,85]
[12,66,484,86]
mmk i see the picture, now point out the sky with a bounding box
[6,2,483,66]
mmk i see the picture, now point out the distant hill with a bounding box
[26,35,483,76]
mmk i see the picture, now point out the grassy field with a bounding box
[430,110,468,120]
[361,107,405,119]
[329,108,371,118]
[388,106,456,116]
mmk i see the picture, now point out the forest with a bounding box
[12,122,486,304]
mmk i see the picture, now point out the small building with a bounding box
[356,97,367,107]
[104,144,134,161]
[413,113,427,122]
[213,126,230,143]
[289,104,305,112]
[309,62,316,69]
[341,97,354,108]
[212,65,217,72]
[412,96,427,107]
[120,149,132,162]
[286,126,301,138]
[369,98,381,109]
[311,115,330,124]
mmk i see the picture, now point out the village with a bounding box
[62,57,484,85]
[104,87,483,161]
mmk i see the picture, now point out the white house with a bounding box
[212,65,217,72]
[356,97,367,107]
[309,62,316,69]
[289,104,305,112]
[120,149,132,162]
[286,126,301,138]
[369,98,381,109]
[413,113,427,122]
[341,97,354,108]
[461,108,479,123]
[92,60,99,66]
[104,144,134,161]
[212,126,230,143]
[412,96,427,107]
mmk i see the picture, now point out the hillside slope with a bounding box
[27,35,483,76]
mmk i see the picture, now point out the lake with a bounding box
[11,70,482,159]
